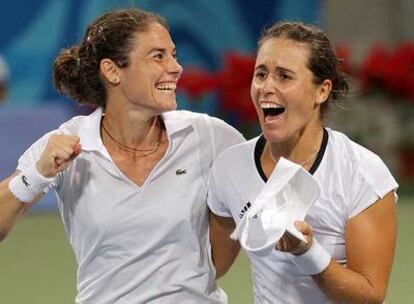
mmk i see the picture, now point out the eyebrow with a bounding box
[147,47,177,55]
[254,64,294,74]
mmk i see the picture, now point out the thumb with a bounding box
[55,144,82,167]
[72,143,82,157]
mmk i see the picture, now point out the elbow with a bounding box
[0,221,12,242]
[214,262,231,280]
[366,296,385,304]
[367,281,388,303]
[358,286,387,304]
[370,291,386,304]
[0,228,9,242]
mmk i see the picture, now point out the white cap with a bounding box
[231,157,320,257]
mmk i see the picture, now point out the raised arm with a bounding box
[0,172,36,240]
[0,134,81,241]
[209,212,240,279]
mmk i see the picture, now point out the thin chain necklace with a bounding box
[270,147,319,168]
[101,116,163,157]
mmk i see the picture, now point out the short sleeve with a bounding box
[347,153,398,218]
[207,160,233,218]
[205,116,245,159]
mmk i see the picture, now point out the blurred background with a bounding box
[0,0,413,303]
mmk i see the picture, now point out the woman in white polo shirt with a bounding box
[208,21,398,303]
[0,8,243,304]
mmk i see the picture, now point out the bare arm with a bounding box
[311,191,396,303]
[209,212,240,279]
[0,172,40,240]
[0,134,81,241]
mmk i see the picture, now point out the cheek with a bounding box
[250,79,262,103]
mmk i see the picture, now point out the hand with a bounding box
[275,221,313,255]
[36,134,82,178]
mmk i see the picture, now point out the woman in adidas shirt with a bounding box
[208,21,397,303]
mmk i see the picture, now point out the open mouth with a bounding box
[261,103,285,119]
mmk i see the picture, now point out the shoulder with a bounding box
[214,136,258,167]
[165,110,237,131]
[57,111,99,135]
[326,128,397,197]
[327,129,387,171]
[164,110,244,152]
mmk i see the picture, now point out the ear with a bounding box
[315,79,332,105]
[100,58,121,85]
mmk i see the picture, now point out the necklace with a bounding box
[101,117,163,157]
[270,147,319,167]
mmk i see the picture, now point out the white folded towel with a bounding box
[230,157,320,257]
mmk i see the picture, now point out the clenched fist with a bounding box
[275,221,313,255]
[36,134,82,178]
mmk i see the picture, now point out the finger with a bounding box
[54,149,74,161]
[294,221,313,235]
[73,143,82,155]
[294,221,314,248]
[285,231,301,247]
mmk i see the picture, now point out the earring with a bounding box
[110,77,119,84]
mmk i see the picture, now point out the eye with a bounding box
[278,72,292,80]
[254,71,267,80]
[153,52,164,60]
[172,52,178,59]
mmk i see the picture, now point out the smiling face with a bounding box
[251,37,330,144]
[113,22,183,115]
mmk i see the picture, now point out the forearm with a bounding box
[0,174,26,240]
[314,260,388,303]
[209,213,240,279]
[211,239,240,279]
[0,173,40,241]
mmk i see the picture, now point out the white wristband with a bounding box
[288,239,331,275]
[8,165,55,203]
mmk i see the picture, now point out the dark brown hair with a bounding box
[258,21,349,120]
[53,8,168,107]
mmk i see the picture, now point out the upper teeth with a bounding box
[260,103,283,109]
[157,84,176,90]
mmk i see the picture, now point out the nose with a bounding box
[167,56,183,79]
[261,75,277,95]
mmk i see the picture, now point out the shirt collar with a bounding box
[161,110,193,139]
[78,107,105,152]
[77,108,193,153]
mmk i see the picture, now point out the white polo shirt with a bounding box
[17,108,244,304]
[208,128,398,304]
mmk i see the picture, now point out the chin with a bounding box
[262,127,286,144]
[163,100,177,112]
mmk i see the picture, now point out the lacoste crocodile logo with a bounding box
[176,169,187,175]
[21,175,30,188]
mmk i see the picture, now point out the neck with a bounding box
[266,124,324,169]
[102,106,164,151]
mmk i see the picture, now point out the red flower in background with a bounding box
[178,68,220,99]
[384,43,414,102]
[179,52,257,123]
[179,42,414,125]
[218,52,256,123]
[335,44,353,75]
[358,42,414,103]
[358,45,390,92]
